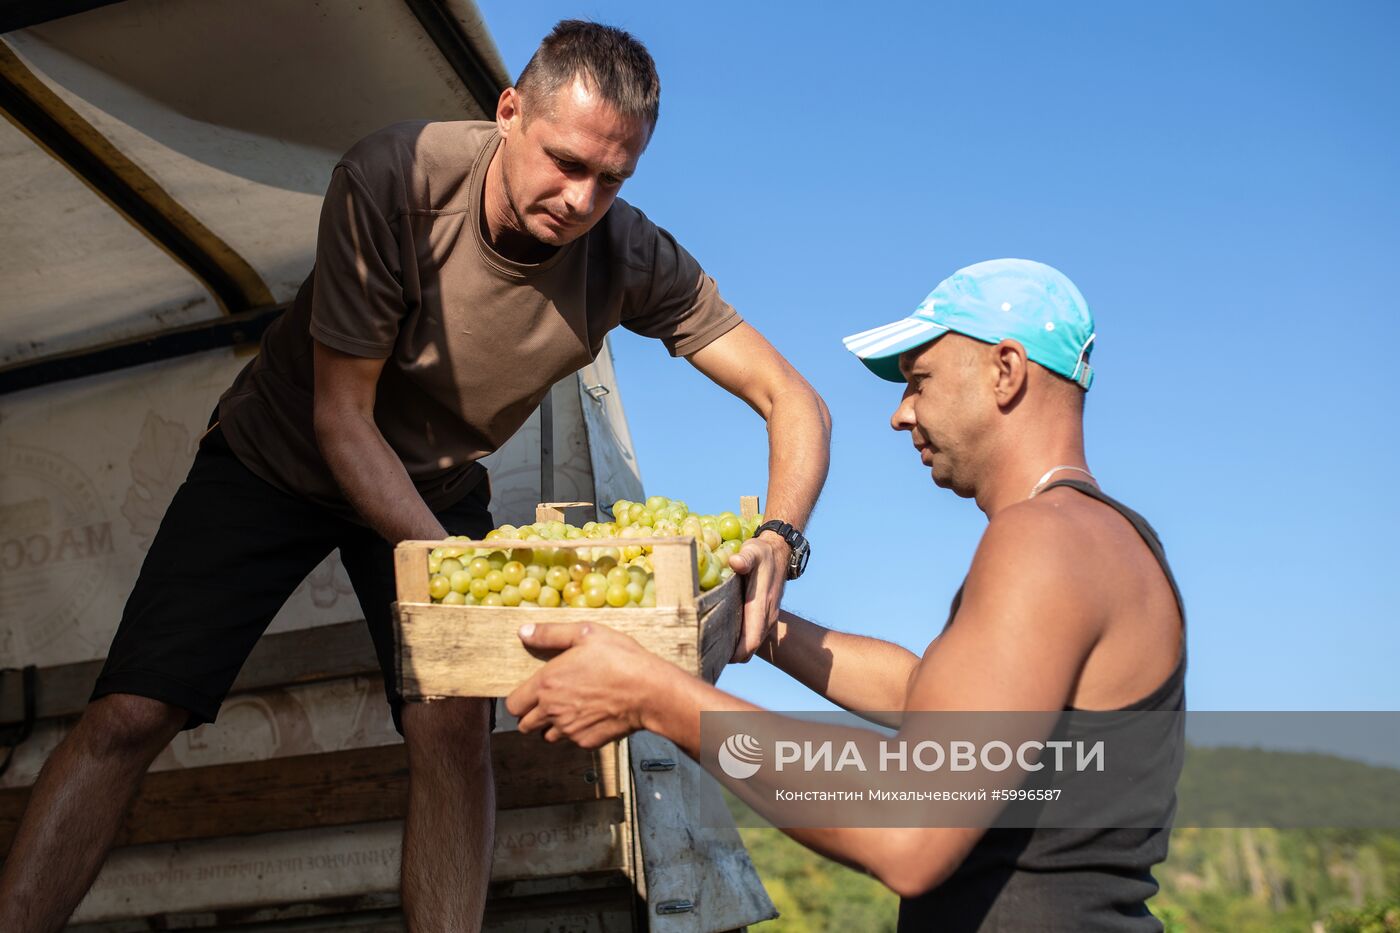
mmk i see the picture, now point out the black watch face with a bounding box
[790,541,810,579]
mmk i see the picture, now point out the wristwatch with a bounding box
[755,520,810,580]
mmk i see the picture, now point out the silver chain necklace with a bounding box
[1029,464,1097,499]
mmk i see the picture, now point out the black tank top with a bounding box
[898,480,1186,933]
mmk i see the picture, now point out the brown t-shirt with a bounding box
[218,121,741,518]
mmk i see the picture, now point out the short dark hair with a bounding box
[515,20,660,130]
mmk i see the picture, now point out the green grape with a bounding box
[428,556,442,574]
[442,590,466,605]
[439,558,463,577]
[450,570,472,594]
[463,593,481,606]
[545,565,570,591]
[463,494,751,609]
[699,552,722,590]
[639,592,656,608]
[430,547,446,561]
[429,574,451,601]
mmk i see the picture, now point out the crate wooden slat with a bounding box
[394,526,749,700]
[397,604,706,699]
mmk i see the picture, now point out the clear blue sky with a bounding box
[478,1,1400,712]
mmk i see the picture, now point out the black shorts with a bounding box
[89,421,495,735]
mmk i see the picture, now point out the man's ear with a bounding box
[992,339,1029,407]
[497,87,522,138]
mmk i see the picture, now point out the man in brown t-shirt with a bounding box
[0,21,832,933]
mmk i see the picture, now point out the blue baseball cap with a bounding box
[842,258,1096,389]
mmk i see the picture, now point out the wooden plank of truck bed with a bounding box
[0,620,381,725]
[0,731,622,855]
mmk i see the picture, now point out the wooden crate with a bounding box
[393,499,758,701]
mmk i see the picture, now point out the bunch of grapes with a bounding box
[425,495,762,609]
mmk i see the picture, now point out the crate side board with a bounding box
[395,604,700,699]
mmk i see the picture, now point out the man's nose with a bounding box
[562,178,596,217]
[890,393,915,432]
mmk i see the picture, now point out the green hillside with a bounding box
[728,746,1400,932]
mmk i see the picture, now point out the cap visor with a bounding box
[841,317,948,383]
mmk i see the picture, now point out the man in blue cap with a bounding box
[505,259,1187,930]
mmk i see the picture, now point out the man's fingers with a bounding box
[732,548,773,663]
[516,703,549,735]
[505,673,540,719]
[518,621,591,652]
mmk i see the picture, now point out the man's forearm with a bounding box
[638,660,961,896]
[316,410,446,543]
[758,387,831,531]
[760,612,921,718]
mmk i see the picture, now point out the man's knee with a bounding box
[78,694,187,760]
